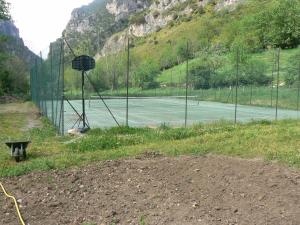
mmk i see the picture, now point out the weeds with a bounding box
[139,215,146,225]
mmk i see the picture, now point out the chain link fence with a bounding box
[30,36,300,134]
[30,39,64,134]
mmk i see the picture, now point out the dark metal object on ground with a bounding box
[5,141,31,162]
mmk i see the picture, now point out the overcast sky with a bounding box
[7,0,94,54]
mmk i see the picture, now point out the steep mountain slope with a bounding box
[0,20,37,96]
[0,20,36,66]
[62,0,300,94]
[63,0,241,57]
[63,0,145,56]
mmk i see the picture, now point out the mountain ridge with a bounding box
[63,0,242,57]
[0,20,37,66]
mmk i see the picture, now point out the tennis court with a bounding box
[64,97,300,131]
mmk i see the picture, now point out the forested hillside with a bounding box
[62,0,300,94]
[0,0,37,98]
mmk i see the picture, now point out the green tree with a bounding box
[285,51,300,86]
[255,0,300,48]
[0,0,10,20]
[133,59,160,89]
[0,70,12,94]
[242,58,270,85]
[190,63,213,89]
[190,48,223,89]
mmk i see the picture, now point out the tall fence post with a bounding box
[126,37,130,127]
[297,63,300,117]
[250,85,253,105]
[57,40,63,134]
[185,41,189,128]
[234,48,240,124]
[39,51,44,115]
[61,38,65,135]
[34,58,38,107]
[50,43,54,124]
[275,48,280,121]
[271,50,276,108]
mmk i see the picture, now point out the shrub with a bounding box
[130,12,147,25]
[143,81,160,89]
[152,10,160,18]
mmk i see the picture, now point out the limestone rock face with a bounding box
[106,0,150,21]
[216,0,244,10]
[63,0,243,57]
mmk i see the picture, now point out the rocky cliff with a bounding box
[101,0,242,55]
[63,0,243,57]
[106,0,150,21]
[0,20,37,66]
[63,0,127,56]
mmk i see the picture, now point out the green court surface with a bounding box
[64,97,300,131]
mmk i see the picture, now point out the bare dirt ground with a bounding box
[1,155,299,225]
[0,102,41,131]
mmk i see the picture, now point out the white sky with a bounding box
[7,0,94,54]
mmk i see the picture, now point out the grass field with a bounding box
[1,102,300,178]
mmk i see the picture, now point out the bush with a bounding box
[190,65,212,89]
[285,50,300,86]
[0,70,12,94]
[134,59,160,88]
[242,58,270,85]
[130,12,146,25]
[142,81,160,89]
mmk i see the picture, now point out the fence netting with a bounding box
[30,39,64,134]
[31,36,300,135]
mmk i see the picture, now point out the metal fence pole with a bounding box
[39,51,44,114]
[234,48,240,124]
[34,58,37,106]
[275,48,280,120]
[61,39,65,135]
[185,41,189,128]
[126,37,130,127]
[57,41,63,133]
[81,70,86,128]
[250,84,253,105]
[50,43,54,124]
[297,63,300,117]
[270,50,276,108]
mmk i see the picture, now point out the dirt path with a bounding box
[0,102,41,131]
[1,155,299,225]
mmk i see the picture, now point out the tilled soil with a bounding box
[1,155,300,225]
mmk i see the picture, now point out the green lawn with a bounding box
[1,103,300,177]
